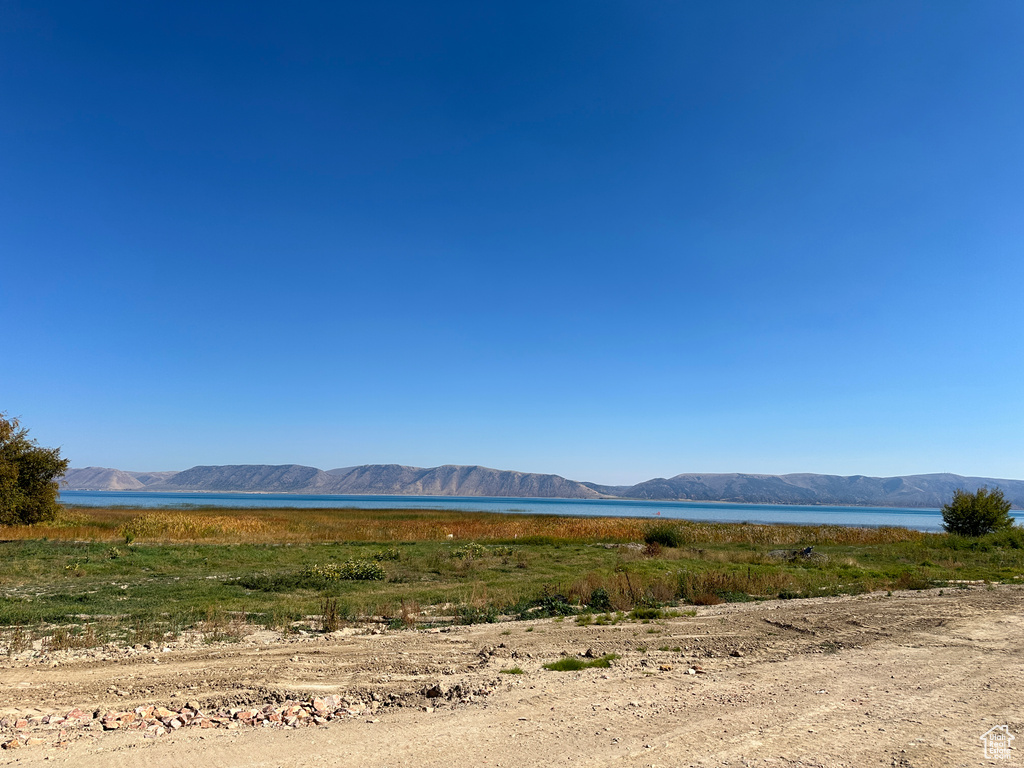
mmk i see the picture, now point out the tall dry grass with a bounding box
[2,506,936,546]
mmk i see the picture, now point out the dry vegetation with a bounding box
[15,505,932,546]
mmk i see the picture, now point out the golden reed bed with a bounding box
[2,505,932,546]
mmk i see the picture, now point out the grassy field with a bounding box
[1,505,1022,651]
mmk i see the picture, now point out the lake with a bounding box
[58,490,1022,532]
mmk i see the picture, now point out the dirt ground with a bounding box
[1,585,1021,767]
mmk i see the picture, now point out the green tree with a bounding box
[0,414,69,525]
[941,486,1015,537]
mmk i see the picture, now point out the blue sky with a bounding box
[2,2,1022,484]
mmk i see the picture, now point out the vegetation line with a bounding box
[0,505,1021,654]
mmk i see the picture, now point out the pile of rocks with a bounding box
[1,695,373,750]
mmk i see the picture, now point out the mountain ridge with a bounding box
[59,464,1024,508]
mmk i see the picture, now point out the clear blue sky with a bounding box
[2,2,1022,484]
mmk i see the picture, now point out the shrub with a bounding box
[942,487,1015,537]
[515,585,576,618]
[588,587,612,611]
[644,522,684,548]
[306,560,386,581]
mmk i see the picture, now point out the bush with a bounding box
[588,587,612,611]
[942,487,1015,537]
[644,522,684,548]
[306,560,386,581]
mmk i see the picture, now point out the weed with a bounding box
[451,542,488,560]
[543,654,619,671]
[5,626,30,656]
[630,607,664,620]
[47,624,98,651]
[499,667,525,674]
[320,597,342,633]
[398,599,420,628]
[455,604,498,625]
[895,572,932,591]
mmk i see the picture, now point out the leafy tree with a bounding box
[941,486,1015,537]
[0,414,69,525]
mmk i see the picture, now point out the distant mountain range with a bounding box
[59,464,1024,509]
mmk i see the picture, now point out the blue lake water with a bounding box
[59,491,1024,532]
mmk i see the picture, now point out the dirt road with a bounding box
[2,586,1021,767]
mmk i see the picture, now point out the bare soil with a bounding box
[2,585,1021,767]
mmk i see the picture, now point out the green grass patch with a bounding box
[543,654,620,671]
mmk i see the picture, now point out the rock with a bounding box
[422,684,444,699]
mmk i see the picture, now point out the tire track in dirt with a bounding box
[2,586,1022,767]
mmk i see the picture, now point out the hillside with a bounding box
[59,464,1024,508]
[328,464,602,498]
[60,467,148,491]
[600,472,1024,509]
[146,465,340,493]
